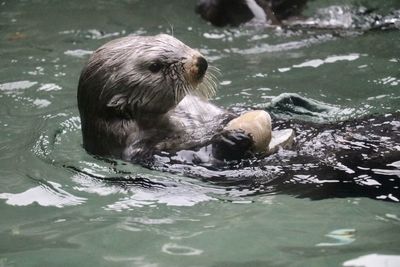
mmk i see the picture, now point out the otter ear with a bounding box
[107,94,126,109]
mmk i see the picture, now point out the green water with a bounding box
[1,0,400,266]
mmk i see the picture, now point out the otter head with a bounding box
[78,34,216,121]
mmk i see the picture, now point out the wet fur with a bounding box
[77,34,400,202]
[150,111,400,202]
[78,34,234,161]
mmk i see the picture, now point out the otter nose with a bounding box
[196,56,208,78]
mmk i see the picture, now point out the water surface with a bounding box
[0,0,400,266]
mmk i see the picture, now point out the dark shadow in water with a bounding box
[65,165,166,190]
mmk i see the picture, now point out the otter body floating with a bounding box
[76,34,400,202]
[77,34,293,163]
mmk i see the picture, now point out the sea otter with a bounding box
[195,0,308,27]
[77,34,289,163]
[77,34,400,202]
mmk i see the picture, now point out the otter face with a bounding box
[78,34,217,119]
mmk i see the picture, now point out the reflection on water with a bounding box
[0,180,86,208]
[292,53,360,68]
[316,228,356,247]
[343,254,400,267]
[162,243,203,256]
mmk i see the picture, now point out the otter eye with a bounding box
[148,61,163,73]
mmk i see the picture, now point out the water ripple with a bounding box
[161,243,203,256]
[0,181,86,208]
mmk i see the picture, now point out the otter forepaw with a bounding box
[211,129,254,161]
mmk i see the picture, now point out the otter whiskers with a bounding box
[192,64,220,100]
[179,64,220,121]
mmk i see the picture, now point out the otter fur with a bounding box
[77,34,400,202]
[77,34,275,162]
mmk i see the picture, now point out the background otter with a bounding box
[196,0,400,30]
[195,0,308,27]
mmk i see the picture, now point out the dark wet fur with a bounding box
[263,113,400,201]
[141,111,400,203]
[196,0,255,27]
[72,109,400,202]
[77,84,400,203]
[196,0,308,27]
[196,0,400,31]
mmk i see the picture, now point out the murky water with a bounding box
[1,0,400,266]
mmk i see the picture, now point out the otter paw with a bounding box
[211,129,254,161]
